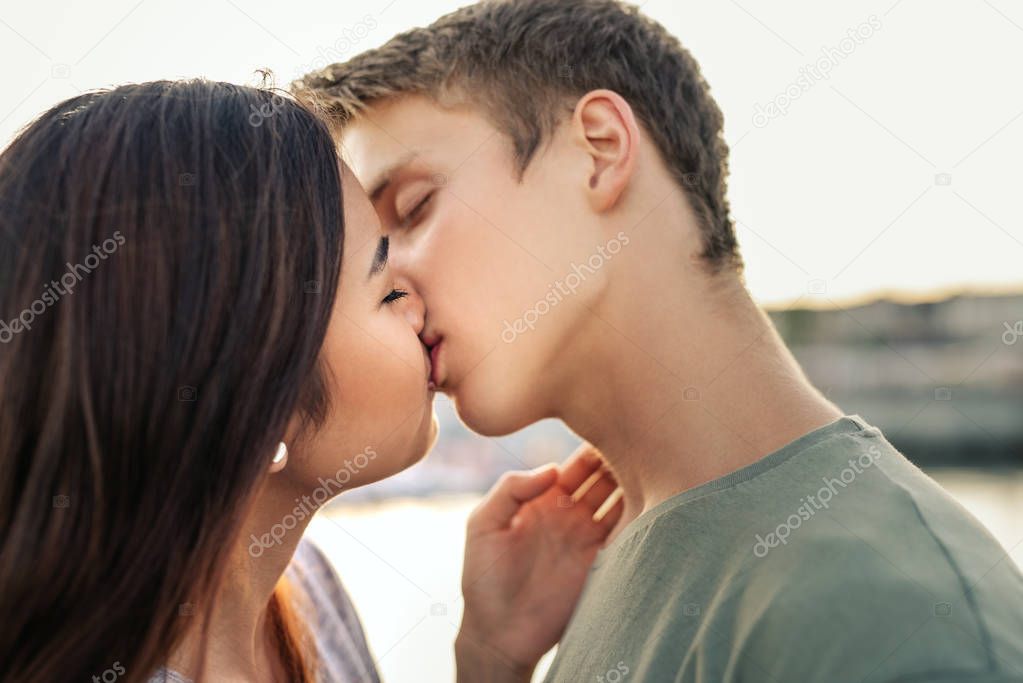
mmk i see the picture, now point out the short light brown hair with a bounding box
[294,0,741,271]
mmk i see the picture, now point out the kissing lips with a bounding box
[421,327,446,391]
[427,338,444,391]
[424,343,434,391]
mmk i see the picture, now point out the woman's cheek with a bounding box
[380,320,426,391]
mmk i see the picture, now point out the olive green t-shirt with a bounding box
[543,416,1023,683]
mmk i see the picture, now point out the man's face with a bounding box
[343,96,607,435]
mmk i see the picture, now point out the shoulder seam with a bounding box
[901,483,997,673]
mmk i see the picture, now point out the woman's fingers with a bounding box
[469,464,558,533]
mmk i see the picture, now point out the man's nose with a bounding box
[385,238,426,332]
[386,233,415,277]
[398,280,426,335]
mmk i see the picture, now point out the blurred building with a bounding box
[773,293,1023,466]
[346,293,1023,501]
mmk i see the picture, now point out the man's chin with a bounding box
[449,386,538,437]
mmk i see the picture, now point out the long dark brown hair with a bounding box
[0,80,343,682]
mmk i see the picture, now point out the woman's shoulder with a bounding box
[287,537,358,626]
[287,536,381,683]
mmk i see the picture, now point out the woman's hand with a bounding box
[455,443,623,683]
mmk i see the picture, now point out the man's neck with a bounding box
[554,238,840,522]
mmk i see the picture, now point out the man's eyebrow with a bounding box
[368,236,389,279]
[367,151,419,203]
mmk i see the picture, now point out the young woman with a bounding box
[0,80,621,683]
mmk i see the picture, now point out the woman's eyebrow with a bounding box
[368,236,389,278]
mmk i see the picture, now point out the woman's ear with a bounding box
[571,89,640,213]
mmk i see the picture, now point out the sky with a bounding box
[1,0,1021,307]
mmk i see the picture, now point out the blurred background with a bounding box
[2,0,1021,680]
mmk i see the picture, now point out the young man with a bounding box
[295,1,1023,681]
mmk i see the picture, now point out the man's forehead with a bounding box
[341,98,517,205]
[339,117,414,188]
[341,96,492,173]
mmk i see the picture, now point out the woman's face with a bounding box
[285,165,438,495]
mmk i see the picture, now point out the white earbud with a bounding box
[270,442,288,472]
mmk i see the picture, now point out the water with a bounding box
[307,469,1023,683]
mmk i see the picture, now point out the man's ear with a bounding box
[571,89,640,213]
